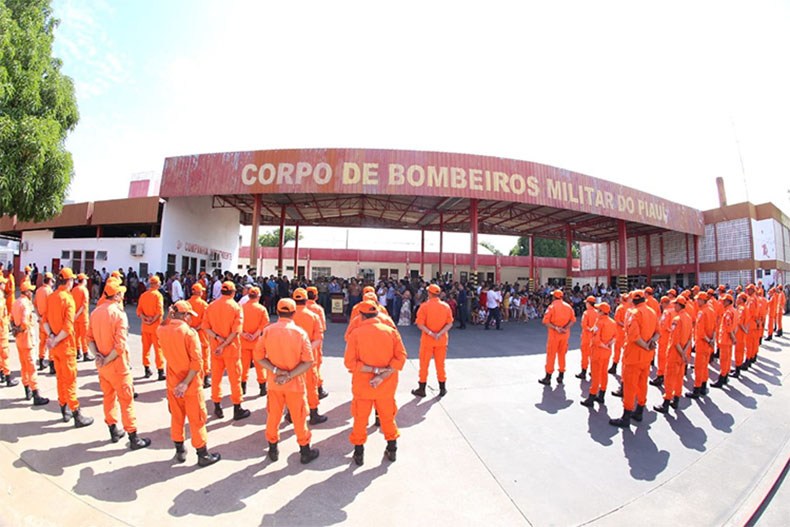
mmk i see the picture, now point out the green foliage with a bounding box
[479,241,503,256]
[258,227,303,247]
[510,236,580,258]
[0,0,78,222]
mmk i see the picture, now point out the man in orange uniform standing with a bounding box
[687,292,716,398]
[743,284,760,369]
[731,293,750,378]
[345,300,407,465]
[654,297,691,413]
[581,303,616,407]
[292,288,327,424]
[712,294,737,388]
[240,287,269,397]
[254,298,320,465]
[609,290,658,427]
[88,280,151,449]
[11,281,50,405]
[158,301,221,466]
[187,283,211,388]
[43,268,94,427]
[34,272,54,372]
[0,276,13,388]
[757,287,769,347]
[609,293,631,375]
[137,275,165,380]
[3,263,15,316]
[765,287,778,341]
[412,283,454,397]
[650,296,672,388]
[645,287,660,320]
[203,281,250,421]
[71,273,93,362]
[576,296,597,380]
[776,284,785,337]
[539,289,576,386]
[306,286,329,399]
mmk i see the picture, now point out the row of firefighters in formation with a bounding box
[0,266,452,467]
[539,282,786,426]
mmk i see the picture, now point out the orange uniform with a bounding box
[137,287,165,370]
[718,305,737,377]
[621,302,657,411]
[664,310,692,401]
[345,309,397,340]
[613,303,627,364]
[306,298,326,385]
[240,300,270,386]
[767,292,778,337]
[88,302,138,432]
[416,297,454,383]
[776,289,786,332]
[656,306,673,377]
[44,285,80,410]
[589,312,616,396]
[542,298,576,375]
[735,302,750,368]
[647,295,660,321]
[345,317,407,446]
[5,271,15,315]
[12,295,38,390]
[203,295,244,405]
[580,305,596,373]
[71,283,90,355]
[293,305,323,410]
[35,284,52,360]
[187,294,211,378]
[254,319,314,446]
[746,293,760,361]
[0,298,9,377]
[694,301,716,388]
[158,318,208,449]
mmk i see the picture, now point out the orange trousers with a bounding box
[211,344,242,404]
[16,344,38,390]
[657,335,669,376]
[694,341,712,387]
[778,312,783,331]
[141,328,164,369]
[747,328,759,360]
[588,347,611,395]
[167,387,208,449]
[38,323,48,359]
[613,333,625,363]
[197,330,210,377]
[240,346,266,384]
[52,342,79,410]
[663,359,684,400]
[314,341,324,386]
[305,366,320,409]
[735,334,746,367]
[580,334,591,371]
[419,341,447,382]
[350,397,399,445]
[767,315,776,336]
[0,343,8,375]
[545,333,569,374]
[266,390,311,446]
[98,359,137,432]
[74,321,88,354]
[622,360,650,411]
[719,340,733,377]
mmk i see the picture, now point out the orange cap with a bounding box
[586,296,596,303]
[111,271,121,278]
[292,288,308,301]
[104,280,126,296]
[191,282,205,292]
[44,272,53,280]
[172,300,197,316]
[660,296,669,303]
[363,286,375,295]
[149,275,161,285]
[595,302,610,314]
[667,288,677,297]
[675,296,688,306]
[746,284,756,291]
[363,291,377,301]
[718,284,726,291]
[221,281,235,293]
[722,294,734,303]
[358,300,379,315]
[631,290,645,300]
[21,281,36,292]
[692,285,700,292]
[248,287,260,297]
[77,273,87,281]
[58,267,75,280]
[696,292,708,301]
[552,289,564,298]
[307,286,318,295]
[737,292,748,302]
[645,287,654,294]
[427,284,441,295]
[24,265,32,272]
[277,298,296,313]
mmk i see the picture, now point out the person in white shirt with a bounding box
[239,284,252,305]
[484,286,503,330]
[171,273,184,303]
[211,275,222,301]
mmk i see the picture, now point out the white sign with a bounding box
[752,219,776,260]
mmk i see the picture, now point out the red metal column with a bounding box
[694,235,700,286]
[529,235,535,292]
[646,235,652,285]
[438,213,444,279]
[452,253,457,280]
[566,225,573,287]
[293,224,299,279]
[277,205,286,277]
[420,229,425,277]
[250,194,261,275]
[618,219,627,290]
[470,199,479,288]
[607,241,611,285]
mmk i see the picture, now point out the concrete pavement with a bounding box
[0,308,788,526]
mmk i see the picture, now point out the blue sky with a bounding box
[50,0,790,252]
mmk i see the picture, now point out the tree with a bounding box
[479,241,503,256]
[0,0,79,222]
[259,227,303,247]
[509,236,580,258]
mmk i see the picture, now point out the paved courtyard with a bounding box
[1,308,788,526]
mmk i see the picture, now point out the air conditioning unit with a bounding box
[130,243,145,256]
[21,242,30,252]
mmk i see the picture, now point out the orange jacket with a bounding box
[11,296,34,349]
[187,294,209,331]
[293,305,321,343]
[157,318,203,396]
[696,303,716,343]
[344,317,407,399]
[667,310,692,363]
[44,285,75,338]
[592,313,616,352]
[253,318,313,393]
[720,305,737,345]
[581,306,596,342]
[623,302,657,364]
[137,288,164,329]
[34,284,51,317]
[5,272,14,297]
[87,302,128,358]
[777,291,786,317]
[543,299,576,337]
[241,301,270,349]
[306,299,326,333]
[345,311,397,341]
[736,304,750,335]
[202,296,242,343]
[416,297,454,345]
[0,302,7,346]
[647,296,660,318]
[71,284,90,324]
[614,303,628,336]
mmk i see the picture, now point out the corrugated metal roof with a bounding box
[91,196,160,225]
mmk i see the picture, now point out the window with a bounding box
[460,271,468,283]
[139,262,149,278]
[72,250,82,273]
[84,251,95,273]
[61,250,70,259]
[312,266,331,278]
[297,265,305,278]
[167,254,176,273]
[199,259,206,273]
[361,268,375,282]
[486,272,495,283]
[96,251,107,261]
[389,269,399,279]
[181,256,190,273]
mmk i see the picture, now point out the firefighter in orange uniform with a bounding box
[187,283,212,388]
[71,273,93,362]
[713,285,726,359]
[744,284,759,368]
[240,287,269,397]
[609,290,658,427]
[581,303,616,407]
[306,286,329,399]
[645,287,660,320]
[137,275,166,380]
[88,280,151,449]
[11,281,49,405]
[650,296,672,387]
[539,289,576,386]
[732,293,750,378]
[254,298,320,465]
[577,296,597,380]
[3,263,15,315]
[0,276,13,387]
[292,288,327,424]
[765,287,777,341]
[757,287,769,347]
[687,292,716,398]
[712,294,736,388]
[609,294,631,375]
[346,291,397,340]
[35,272,54,372]
[203,281,250,420]
[654,297,691,413]
[412,283,454,397]
[158,301,221,466]
[43,268,94,427]
[776,284,785,337]
[345,300,407,465]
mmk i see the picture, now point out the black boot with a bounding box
[108,423,126,443]
[649,375,664,387]
[654,399,670,413]
[596,390,605,404]
[300,444,320,464]
[538,373,551,386]
[609,409,632,428]
[24,385,32,400]
[741,360,750,371]
[385,440,397,462]
[60,404,73,423]
[353,444,364,466]
[268,442,279,462]
[144,366,152,378]
[711,375,727,388]
[157,369,166,381]
[411,382,427,397]
[73,408,94,428]
[233,403,251,421]
[309,408,327,425]
[700,382,708,396]
[670,396,680,409]
[438,381,447,397]
[6,372,19,387]
[778,329,783,337]
[49,361,56,375]
[259,382,267,397]
[241,381,247,395]
[76,350,82,360]
[0,371,5,383]
[214,401,224,418]
[318,386,329,399]
[608,362,618,375]
[731,366,741,378]
[129,431,151,450]
[203,375,211,388]
[174,441,187,463]
[37,358,45,371]
[765,335,772,342]
[611,387,623,398]
[197,446,221,467]
[557,372,564,384]
[575,369,587,380]
[580,393,596,407]
[83,351,94,362]
[31,390,49,406]
[632,405,645,422]
[685,386,701,399]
